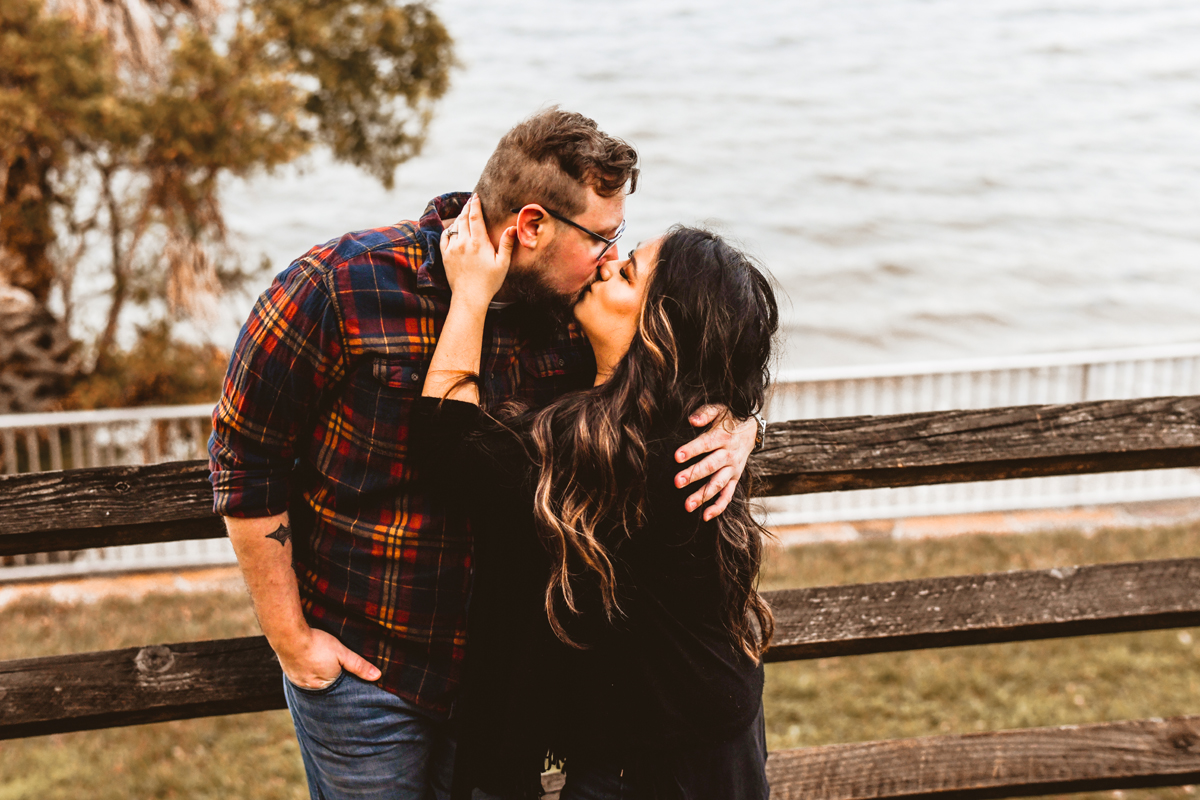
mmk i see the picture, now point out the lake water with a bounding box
[220,0,1200,370]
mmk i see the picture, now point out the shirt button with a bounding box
[557,358,565,367]
[489,372,495,380]
[411,373,420,382]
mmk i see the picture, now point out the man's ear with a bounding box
[513,206,550,251]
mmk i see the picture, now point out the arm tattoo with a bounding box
[265,523,292,547]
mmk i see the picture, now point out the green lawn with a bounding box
[3,521,1200,799]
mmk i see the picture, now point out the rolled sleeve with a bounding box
[208,257,346,517]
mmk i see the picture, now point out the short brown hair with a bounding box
[474,107,639,225]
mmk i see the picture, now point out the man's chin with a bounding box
[499,270,577,321]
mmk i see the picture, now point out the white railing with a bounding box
[0,403,215,473]
[761,341,1200,526]
[0,404,231,579]
[4,341,1200,579]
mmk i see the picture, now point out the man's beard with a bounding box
[501,251,592,323]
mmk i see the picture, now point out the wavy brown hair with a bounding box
[519,226,779,660]
[474,106,639,225]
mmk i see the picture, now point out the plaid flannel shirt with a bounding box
[209,193,595,712]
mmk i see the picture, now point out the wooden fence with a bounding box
[4,395,1200,799]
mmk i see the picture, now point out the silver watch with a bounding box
[752,413,767,452]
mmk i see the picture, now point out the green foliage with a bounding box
[255,0,454,187]
[0,0,117,299]
[59,321,229,408]
[135,22,311,233]
[0,0,453,409]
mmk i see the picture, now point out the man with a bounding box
[209,108,760,800]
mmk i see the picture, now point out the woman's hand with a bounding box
[440,194,515,307]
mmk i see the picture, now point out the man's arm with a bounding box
[225,513,380,689]
[210,259,377,688]
[672,407,760,521]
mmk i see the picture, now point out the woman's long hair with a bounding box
[523,226,779,660]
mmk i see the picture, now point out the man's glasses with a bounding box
[511,205,626,262]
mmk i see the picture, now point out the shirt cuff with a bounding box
[209,468,292,518]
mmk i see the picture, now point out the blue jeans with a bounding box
[283,670,503,800]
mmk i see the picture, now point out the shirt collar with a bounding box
[416,192,471,292]
[413,192,566,334]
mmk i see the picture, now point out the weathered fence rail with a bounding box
[3,394,1200,799]
[5,557,1199,741]
[6,395,1200,556]
[6,341,1200,581]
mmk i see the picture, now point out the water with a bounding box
[220,0,1200,370]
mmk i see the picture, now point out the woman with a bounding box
[410,196,779,800]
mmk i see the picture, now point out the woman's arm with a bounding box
[423,194,516,405]
[411,194,528,493]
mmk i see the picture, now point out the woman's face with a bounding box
[573,238,661,365]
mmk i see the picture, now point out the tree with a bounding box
[0,0,453,411]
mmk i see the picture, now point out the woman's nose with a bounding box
[597,264,614,281]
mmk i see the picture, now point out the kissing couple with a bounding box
[210,107,778,800]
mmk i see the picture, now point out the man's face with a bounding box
[507,188,625,314]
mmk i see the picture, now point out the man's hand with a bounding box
[224,512,382,691]
[275,625,381,690]
[673,405,759,521]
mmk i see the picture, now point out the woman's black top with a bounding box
[409,397,764,800]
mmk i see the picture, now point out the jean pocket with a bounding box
[285,669,348,697]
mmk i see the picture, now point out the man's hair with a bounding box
[474,107,639,224]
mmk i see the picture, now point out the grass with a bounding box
[0,592,304,800]
[3,520,1200,799]
[758,522,1200,800]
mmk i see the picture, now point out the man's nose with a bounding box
[599,245,620,265]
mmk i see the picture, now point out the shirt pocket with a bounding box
[517,345,591,405]
[372,355,428,392]
[518,346,583,381]
[361,356,430,453]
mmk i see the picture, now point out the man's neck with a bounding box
[492,265,520,304]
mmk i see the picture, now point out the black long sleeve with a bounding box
[409,396,558,799]
[408,396,764,794]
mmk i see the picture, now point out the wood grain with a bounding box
[0,460,220,556]
[540,718,1200,798]
[4,559,1199,738]
[762,557,1200,662]
[0,518,226,559]
[764,716,1200,800]
[5,397,1200,795]
[0,636,283,739]
[5,396,1200,554]
[753,395,1200,496]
